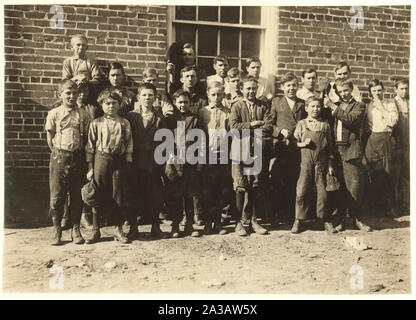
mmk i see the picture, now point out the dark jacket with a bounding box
[332,98,366,161]
[270,96,307,139]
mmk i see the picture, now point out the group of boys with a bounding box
[46,34,409,246]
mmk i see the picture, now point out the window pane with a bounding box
[242,6,261,25]
[220,28,239,58]
[220,6,240,24]
[198,57,215,77]
[198,6,218,22]
[175,6,196,20]
[175,24,196,47]
[198,26,217,56]
[228,58,239,69]
[241,29,260,58]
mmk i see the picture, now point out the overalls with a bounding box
[295,126,329,220]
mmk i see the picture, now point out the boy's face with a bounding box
[281,79,298,100]
[242,80,258,101]
[214,60,229,78]
[207,87,225,106]
[102,97,120,116]
[228,76,240,93]
[335,66,350,80]
[246,62,261,78]
[175,95,191,113]
[137,88,155,108]
[77,86,89,105]
[370,85,383,101]
[303,71,317,91]
[395,83,409,99]
[71,37,88,58]
[306,100,322,119]
[143,75,158,85]
[60,86,78,108]
[180,70,197,89]
[109,68,124,87]
[338,84,353,101]
[182,47,195,66]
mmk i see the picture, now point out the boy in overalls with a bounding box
[291,97,337,234]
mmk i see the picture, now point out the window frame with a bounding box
[167,6,277,76]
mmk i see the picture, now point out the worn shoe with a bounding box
[114,227,130,243]
[204,221,214,235]
[86,228,101,244]
[51,226,62,246]
[355,218,372,232]
[250,219,268,235]
[235,221,248,236]
[335,218,345,232]
[71,224,85,245]
[170,224,180,238]
[151,224,168,239]
[324,221,337,234]
[127,225,139,241]
[290,219,303,234]
[214,221,227,235]
[184,223,201,237]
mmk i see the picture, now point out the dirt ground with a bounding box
[2,214,410,295]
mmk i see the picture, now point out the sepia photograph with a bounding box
[1,1,412,298]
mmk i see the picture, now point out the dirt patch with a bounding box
[3,216,410,294]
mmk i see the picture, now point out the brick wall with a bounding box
[4,4,168,224]
[3,5,411,225]
[275,6,410,99]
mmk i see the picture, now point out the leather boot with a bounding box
[170,223,180,238]
[355,218,372,232]
[114,226,130,243]
[151,223,168,239]
[127,221,139,241]
[86,228,101,244]
[250,218,268,235]
[184,223,201,237]
[51,226,62,246]
[235,221,248,236]
[324,221,337,234]
[71,224,85,244]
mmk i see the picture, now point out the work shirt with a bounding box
[367,99,399,133]
[45,105,90,152]
[62,57,101,82]
[198,103,231,159]
[85,115,133,163]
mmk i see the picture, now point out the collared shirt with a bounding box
[62,57,101,81]
[394,96,409,116]
[85,115,133,162]
[367,99,399,133]
[45,105,90,152]
[285,96,296,111]
[198,103,231,157]
[297,87,322,101]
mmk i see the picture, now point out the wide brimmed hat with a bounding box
[81,179,99,207]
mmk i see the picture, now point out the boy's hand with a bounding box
[86,169,94,181]
[162,104,174,117]
[328,166,335,176]
[281,128,290,138]
[167,62,175,74]
[250,120,264,128]
[297,138,311,148]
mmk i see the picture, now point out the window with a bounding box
[169,6,271,76]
